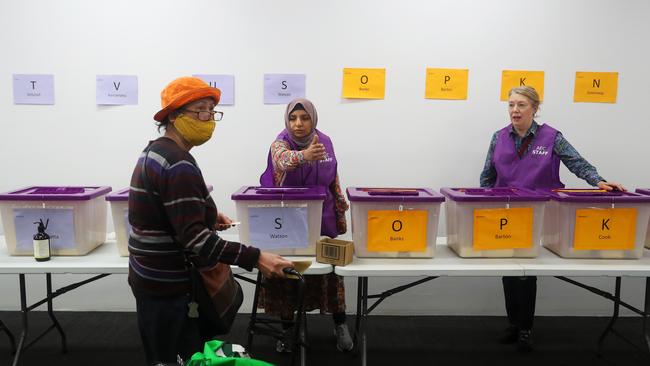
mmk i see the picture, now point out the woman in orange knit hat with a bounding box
[128,76,293,365]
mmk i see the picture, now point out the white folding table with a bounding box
[335,238,650,366]
[0,235,330,366]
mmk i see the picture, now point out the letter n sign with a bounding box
[573,71,618,103]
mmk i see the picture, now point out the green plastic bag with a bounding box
[185,340,274,366]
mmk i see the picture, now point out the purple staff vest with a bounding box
[493,123,564,189]
[260,129,339,238]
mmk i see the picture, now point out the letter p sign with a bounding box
[500,218,508,230]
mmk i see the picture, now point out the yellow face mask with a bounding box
[173,114,216,146]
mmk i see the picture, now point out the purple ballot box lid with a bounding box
[636,188,650,196]
[231,186,326,201]
[539,188,650,203]
[0,186,112,201]
[106,185,214,201]
[346,187,444,203]
[440,187,549,202]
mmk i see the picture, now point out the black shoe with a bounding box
[498,325,518,344]
[517,330,533,352]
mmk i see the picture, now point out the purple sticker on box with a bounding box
[13,208,75,250]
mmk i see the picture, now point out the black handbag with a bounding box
[186,256,243,335]
[140,143,243,335]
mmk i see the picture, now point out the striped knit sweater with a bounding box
[128,137,260,296]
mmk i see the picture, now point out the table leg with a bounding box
[597,276,621,356]
[643,277,650,351]
[12,274,28,366]
[45,273,67,353]
[0,318,16,355]
[291,273,306,366]
[353,277,363,347]
[361,277,367,366]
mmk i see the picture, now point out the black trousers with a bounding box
[132,288,211,365]
[502,276,537,331]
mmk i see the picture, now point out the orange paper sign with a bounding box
[473,208,534,250]
[573,208,637,250]
[367,210,428,252]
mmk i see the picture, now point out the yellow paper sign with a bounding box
[425,68,469,100]
[573,208,636,250]
[342,68,386,99]
[473,208,533,250]
[500,70,545,101]
[367,210,428,252]
[573,71,618,103]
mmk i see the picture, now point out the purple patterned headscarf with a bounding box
[284,98,318,149]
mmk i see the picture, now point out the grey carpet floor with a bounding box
[0,312,648,366]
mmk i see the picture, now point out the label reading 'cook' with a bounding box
[473,207,533,250]
[573,208,636,250]
[366,210,428,252]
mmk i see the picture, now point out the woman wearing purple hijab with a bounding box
[259,98,352,352]
[480,86,625,352]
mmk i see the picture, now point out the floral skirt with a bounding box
[257,273,346,319]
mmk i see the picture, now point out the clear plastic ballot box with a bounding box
[0,186,112,256]
[541,189,650,259]
[106,188,130,256]
[107,185,213,257]
[635,188,650,248]
[440,187,548,258]
[231,186,325,256]
[346,187,444,258]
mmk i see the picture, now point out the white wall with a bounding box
[1,0,649,315]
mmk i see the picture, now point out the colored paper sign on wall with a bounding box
[500,70,544,101]
[573,208,636,250]
[13,74,55,105]
[367,210,428,252]
[473,207,533,250]
[96,75,138,105]
[342,68,386,99]
[573,72,618,103]
[248,205,309,249]
[263,74,306,104]
[425,68,469,100]
[194,74,235,105]
[13,208,75,250]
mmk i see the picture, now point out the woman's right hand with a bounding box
[257,251,293,278]
[597,181,626,192]
[302,135,326,161]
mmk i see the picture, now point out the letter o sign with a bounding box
[392,220,403,232]
[360,75,369,84]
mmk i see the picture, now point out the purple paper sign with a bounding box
[96,75,138,105]
[13,208,75,250]
[193,74,235,105]
[248,205,309,249]
[263,74,306,104]
[13,74,55,105]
